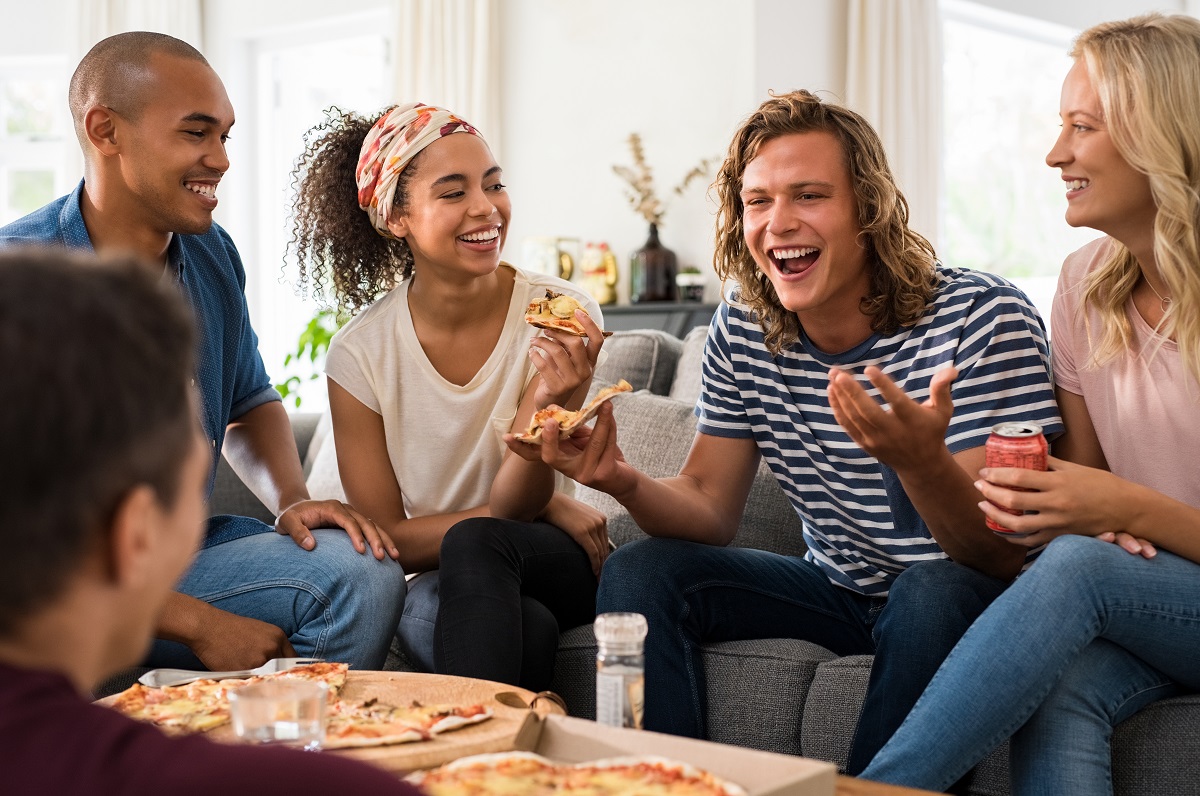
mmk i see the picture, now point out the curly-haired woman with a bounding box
[863,14,1200,794]
[505,90,1062,770]
[289,103,607,690]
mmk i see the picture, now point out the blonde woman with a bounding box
[862,14,1200,794]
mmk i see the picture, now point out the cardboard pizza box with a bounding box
[511,713,837,796]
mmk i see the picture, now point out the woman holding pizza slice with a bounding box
[863,14,1200,793]
[289,102,608,690]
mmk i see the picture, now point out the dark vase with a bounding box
[629,223,678,302]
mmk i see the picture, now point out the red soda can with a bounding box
[984,422,1048,533]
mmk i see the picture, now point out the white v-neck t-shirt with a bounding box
[325,264,603,520]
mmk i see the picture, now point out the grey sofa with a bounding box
[213,328,1200,796]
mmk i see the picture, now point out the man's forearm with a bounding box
[897,448,1025,580]
[223,401,309,515]
[155,592,214,648]
[608,468,738,546]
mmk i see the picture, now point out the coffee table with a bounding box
[836,774,941,795]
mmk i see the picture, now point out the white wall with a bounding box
[1,0,70,57]
[499,0,755,303]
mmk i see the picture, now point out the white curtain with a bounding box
[394,0,501,157]
[845,0,942,247]
[66,0,203,176]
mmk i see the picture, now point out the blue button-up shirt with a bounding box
[0,181,282,545]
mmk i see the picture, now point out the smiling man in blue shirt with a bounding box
[0,32,405,673]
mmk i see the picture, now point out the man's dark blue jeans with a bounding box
[595,538,1008,774]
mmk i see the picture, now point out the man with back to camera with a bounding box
[0,247,422,794]
[508,90,1064,779]
[0,31,405,673]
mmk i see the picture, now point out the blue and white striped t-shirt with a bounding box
[697,265,1064,596]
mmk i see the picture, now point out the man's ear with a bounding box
[385,215,409,240]
[105,485,159,588]
[83,105,122,156]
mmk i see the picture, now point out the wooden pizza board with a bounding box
[322,671,554,774]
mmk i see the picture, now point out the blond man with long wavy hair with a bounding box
[510,90,1061,775]
[863,14,1200,794]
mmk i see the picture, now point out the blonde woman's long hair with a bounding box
[1072,14,1200,383]
[713,90,937,354]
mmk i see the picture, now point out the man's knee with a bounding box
[308,529,407,605]
[882,559,1007,637]
[597,538,700,613]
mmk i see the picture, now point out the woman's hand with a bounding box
[529,310,605,408]
[541,494,610,576]
[977,456,1146,550]
[827,365,957,472]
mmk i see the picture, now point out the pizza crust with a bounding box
[514,380,632,444]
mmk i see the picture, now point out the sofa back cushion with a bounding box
[592,329,682,397]
[575,389,806,556]
[668,325,708,406]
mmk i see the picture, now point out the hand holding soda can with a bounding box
[983,423,1048,536]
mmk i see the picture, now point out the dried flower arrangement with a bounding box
[612,133,715,227]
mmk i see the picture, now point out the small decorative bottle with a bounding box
[629,224,678,303]
[593,612,648,729]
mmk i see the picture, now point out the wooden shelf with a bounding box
[600,302,718,338]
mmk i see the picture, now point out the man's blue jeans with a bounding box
[862,535,1200,795]
[147,517,407,671]
[595,538,1008,772]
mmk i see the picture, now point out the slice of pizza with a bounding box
[525,289,613,338]
[106,681,232,734]
[406,752,560,795]
[255,661,350,698]
[324,697,493,749]
[514,380,632,444]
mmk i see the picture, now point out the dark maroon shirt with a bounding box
[0,663,424,795]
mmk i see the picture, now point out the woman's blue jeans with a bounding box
[595,537,1009,773]
[862,535,1200,795]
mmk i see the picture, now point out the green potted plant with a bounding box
[274,308,347,408]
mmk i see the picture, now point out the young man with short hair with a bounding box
[0,248,419,794]
[0,32,405,672]
[509,91,1063,775]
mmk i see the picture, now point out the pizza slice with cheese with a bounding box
[514,380,632,444]
[525,289,613,338]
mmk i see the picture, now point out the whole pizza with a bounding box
[407,751,748,796]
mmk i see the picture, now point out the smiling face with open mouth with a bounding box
[740,131,873,351]
[111,52,235,239]
[1046,59,1155,249]
[386,133,510,281]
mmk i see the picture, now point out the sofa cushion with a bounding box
[1111,694,1200,795]
[207,411,323,522]
[592,329,682,397]
[800,655,1010,796]
[304,412,348,504]
[668,325,708,406]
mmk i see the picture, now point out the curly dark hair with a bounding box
[288,106,418,314]
[713,90,937,354]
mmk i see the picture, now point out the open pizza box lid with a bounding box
[510,713,837,796]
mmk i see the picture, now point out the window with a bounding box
[0,57,69,225]
[251,21,390,410]
[941,1,1097,331]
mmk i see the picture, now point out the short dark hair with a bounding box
[69,31,209,149]
[0,247,197,636]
